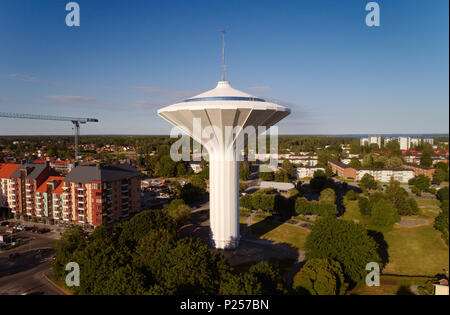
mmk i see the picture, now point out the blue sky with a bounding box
[0,0,448,135]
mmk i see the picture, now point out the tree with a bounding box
[345,190,358,201]
[180,182,205,203]
[147,237,229,294]
[319,188,336,205]
[176,162,187,177]
[260,171,274,181]
[248,261,288,294]
[434,200,449,245]
[166,199,191,227]
[349,158,361,168]
[53,226,86,281]
[281,160,294,179]
[239,162,251,180]
[158,155,177,177]
[119,210,177,250]
[432,168,447,185]
[385,179,419,215]
[370,198,400,227]
[437,186,449,201]
[274,169,289,182]
[295,197,311,215]
[317,202,338,217]
[358,197,370,216]
[240,194,253,209]
[219,273,262,295]
[305,217,381,283]
[293,258,346,295]
[409,175,431,195]
[420,153,432,167]
[360,173,377,191]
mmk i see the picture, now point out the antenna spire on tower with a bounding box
[220,29,226,81]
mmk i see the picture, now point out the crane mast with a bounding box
[0,112,99,162]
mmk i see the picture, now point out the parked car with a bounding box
[0,221,9,226]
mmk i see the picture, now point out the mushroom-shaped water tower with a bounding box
[158,80,290,249]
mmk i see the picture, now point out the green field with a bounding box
[342,199,363,223]
[247,216,310,250]
[383,225,449,276]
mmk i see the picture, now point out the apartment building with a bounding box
[402,163,435,179]
[356,168,414,183]
[63,163,141,226]
[296,166,325,179]
[35,176,65,221]
[9,163,54,217]
[360,136,382,148]
[2,162,141,227]
[328,160,357,179]
[0,163,20,208]
[399,137,411,150]
[329,160,415,183]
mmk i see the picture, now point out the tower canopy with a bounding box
[157,81,290,150]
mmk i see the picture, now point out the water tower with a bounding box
[157,34,290,249]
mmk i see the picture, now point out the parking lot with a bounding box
[0,220,65,295]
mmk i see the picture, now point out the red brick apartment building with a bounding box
[9,163,55,217]
[328,160,357,179]
[402,163,435,179]
[2,162,140,227]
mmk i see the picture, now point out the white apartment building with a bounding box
[357,169,415,183]
[399,137,411,150]
[410,138,420,148]
[360,136,382,148]
[423,138,434,145]
[296,166,325,179]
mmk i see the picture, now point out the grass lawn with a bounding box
[342,199,363,223]
[383,225,449,276]
[415,198,441,207]
[248,216,309,250]
[349,275,431,295]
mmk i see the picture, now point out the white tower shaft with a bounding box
[209,153,239,248]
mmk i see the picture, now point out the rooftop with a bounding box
[10,163,49,180]
[63,163,140,183]
[0,163,20,179]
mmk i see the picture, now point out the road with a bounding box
[0,228,63,295]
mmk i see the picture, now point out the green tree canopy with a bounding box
[293,258,346,295]
[305,217,381,283]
